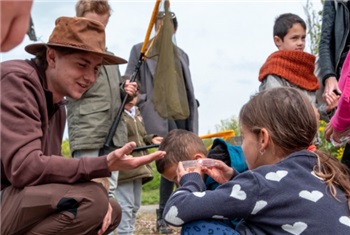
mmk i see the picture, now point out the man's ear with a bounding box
[46,48,56,67]
[259,128,269,151]
[273,36,283,49]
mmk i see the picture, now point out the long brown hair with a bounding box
[239,87,350,210]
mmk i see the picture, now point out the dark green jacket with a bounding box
[118,107,155,184]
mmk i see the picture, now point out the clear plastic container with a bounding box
[182,159,215,170]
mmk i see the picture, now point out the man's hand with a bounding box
[106,142,165,171]
[124,80,138,97]
[98,202,112,235]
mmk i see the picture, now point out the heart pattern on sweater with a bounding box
[193,192,206,197]
[265,170,288,182]
[164,206,184,226]
[230,184,246,200]
[282,222,308,235]
[299,190,323,202]
[339,216,350,227]
[212,215,226,219]
[251,200,267,215]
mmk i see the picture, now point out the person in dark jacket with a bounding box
[0,16,165,235]
[318,0,350,167]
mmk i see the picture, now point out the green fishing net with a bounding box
[147,0,190,120]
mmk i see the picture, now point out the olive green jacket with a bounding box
[67,64,128,154]
[118,107,155,185]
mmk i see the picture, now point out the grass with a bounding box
[141,161,161,205]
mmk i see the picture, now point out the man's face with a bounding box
[46,48,102,102]
[274,23,306,51]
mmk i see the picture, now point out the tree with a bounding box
[213,115,241,146]
[303,0,324,56]
[215,115,240,136]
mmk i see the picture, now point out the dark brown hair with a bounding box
[273,13,306,40]
[34,46,86,69]
[156,129,207,173]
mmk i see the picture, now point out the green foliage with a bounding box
[142,162,161,204]
[61,139,71,158]
[202,138,213,149]
[215,115,240,136]
[318,121,344,160]
[215,115,241,145]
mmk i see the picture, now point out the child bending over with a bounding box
[156,129,248,229]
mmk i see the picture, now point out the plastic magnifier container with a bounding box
[182,159,216,170]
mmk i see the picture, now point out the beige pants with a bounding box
[1,182,121,235]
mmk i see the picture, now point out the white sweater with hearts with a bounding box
[163,150,350,235]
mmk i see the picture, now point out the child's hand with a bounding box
[325,92,339,113]
[201,160,234,184]
[176,161,202,185]
[152,136,163,144]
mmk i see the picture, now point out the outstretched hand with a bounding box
[107,142,165,171]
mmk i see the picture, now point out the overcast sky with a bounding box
[0,0,323,138]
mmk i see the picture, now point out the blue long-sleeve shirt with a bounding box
[164,150,350,234]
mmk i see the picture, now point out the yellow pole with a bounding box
[140,0,161,57]
[199,130,235,140]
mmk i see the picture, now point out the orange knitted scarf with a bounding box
[258,50,320,91]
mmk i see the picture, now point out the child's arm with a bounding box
[259,74,286,92]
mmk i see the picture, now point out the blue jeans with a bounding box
[181,219,240,235]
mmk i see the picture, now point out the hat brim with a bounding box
[25,43,127,65]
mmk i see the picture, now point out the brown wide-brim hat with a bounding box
[25,16,127,65]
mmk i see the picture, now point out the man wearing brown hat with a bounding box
[0,16,165,235]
